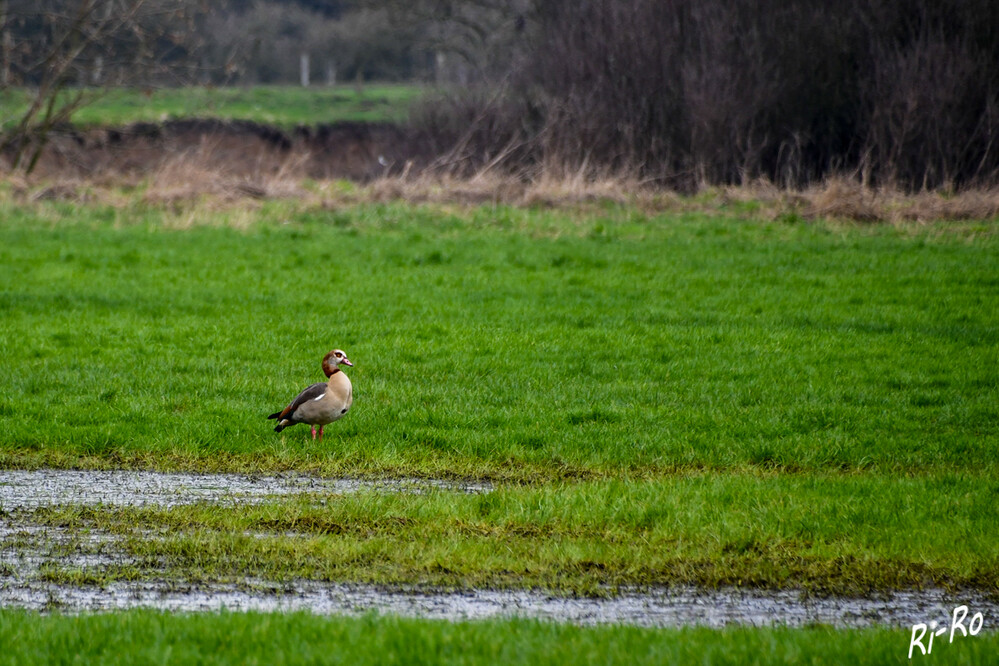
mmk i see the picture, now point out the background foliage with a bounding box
[3,0,999,187]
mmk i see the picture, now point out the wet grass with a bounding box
[0,196,997,592]
[0,84,424,128]
[0,609,995,665]
[22,472,999,594]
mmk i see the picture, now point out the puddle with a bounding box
[0,469,994,629]
[0,470,492,509]
[0,519,132,574]
[5,515,991,628]
[0,577,994,629]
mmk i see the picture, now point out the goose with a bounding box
[268,349,353,439]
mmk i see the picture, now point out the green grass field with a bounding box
[0,191,997,663]
[1,195,996,596]
[0,609,995,665]
[0,84,424,129]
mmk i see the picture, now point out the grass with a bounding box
[0,609,996,665]
[21,473,999,593]
[0,193,997,594]
[0,199,995,478]
[0,84,424,129]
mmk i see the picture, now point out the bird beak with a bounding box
[342,357,354,367]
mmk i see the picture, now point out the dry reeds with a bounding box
[4,149,999,229]
[797,179,999,224]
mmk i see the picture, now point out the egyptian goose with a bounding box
[267,349,353,439]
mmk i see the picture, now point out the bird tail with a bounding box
[273,423,287,433]
[267,411,282,420]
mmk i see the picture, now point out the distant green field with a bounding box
[0,195,996,594]
[0,84,424,128]
[1,610,995,665]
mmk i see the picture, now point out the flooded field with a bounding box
[1,469,995,629]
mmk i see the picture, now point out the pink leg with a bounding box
[318,425,324,440]
[310,425,317,439]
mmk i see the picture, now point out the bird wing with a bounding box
[277,382,328,421]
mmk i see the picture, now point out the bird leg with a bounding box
[310,425,317,439]
[318,425,324,440]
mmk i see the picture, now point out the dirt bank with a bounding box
[2,119,428,182]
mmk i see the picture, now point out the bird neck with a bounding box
[327,367,349,389]
[322,358,341,377]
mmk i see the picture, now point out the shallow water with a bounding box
[0,469,994,629]
[2,518,994,629]
[0,576,994,629]
[0,469,491,509]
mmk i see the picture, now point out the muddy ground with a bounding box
[3,119,432,183]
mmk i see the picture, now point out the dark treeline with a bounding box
[4,0,998,189]
[423,0,999,190]
[0,0,438,86]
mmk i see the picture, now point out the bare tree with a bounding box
[0,0,204,173]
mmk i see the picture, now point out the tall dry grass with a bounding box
[4,148,999,226]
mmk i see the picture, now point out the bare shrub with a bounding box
[862,33,995,189]
[0,0,207,172]
[413,0,999,192]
